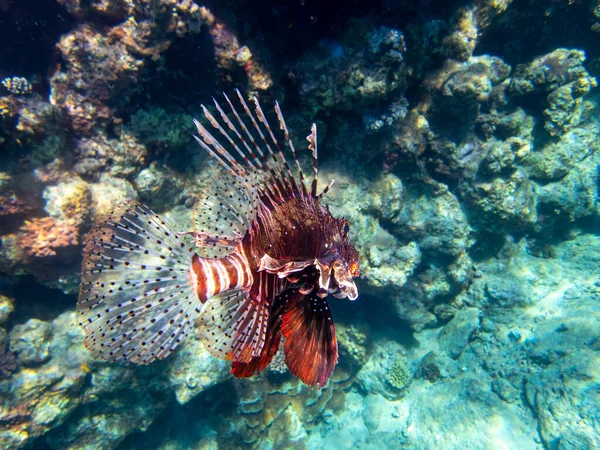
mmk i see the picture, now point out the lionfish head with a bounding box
[315,217,360,301]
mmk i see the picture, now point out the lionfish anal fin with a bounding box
[230,288,287,378]
[197,287,269,363]
[280,289,338,388]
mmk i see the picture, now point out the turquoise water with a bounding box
[0,1,599,449]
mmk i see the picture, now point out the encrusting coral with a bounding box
[16,217,79,260]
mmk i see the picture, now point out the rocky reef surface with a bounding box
[1,0,599,448]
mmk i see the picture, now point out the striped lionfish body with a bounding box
[77,91,360,388]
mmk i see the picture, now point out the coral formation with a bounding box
[387,359,412,392]
[0,0,598,448]
[16,217,79,260]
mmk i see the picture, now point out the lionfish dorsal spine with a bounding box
[197,91,323,206]
[274,100,309,197]
[252,97,301,196]
[306,123,318,197]
[217,92,284,202]
[234,90,292,201]
[211,97,259,171]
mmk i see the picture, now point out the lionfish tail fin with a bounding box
[280,289,338,388]
[77,202,201,365]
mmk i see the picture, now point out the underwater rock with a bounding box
[56,0,134,20]
[491,377,520,403]
[0,295,14,325]
[73,131,148,180]
[463,169,537,232]
[365,240,421,288]
[509,48,598,137]
[337,323,370,368]
[297,22,409,114]
[479,136,530,177]
[536,150,600,229]
[509,48,592,96]
[438,307,480,359]
[50,24,143,135]
[524,125,599,181]
[88,174,138,220]
[357,340,411,400]
[15,217,79,261]
[43,179,92,235]
[417,351,447,382]
[425,55,511,148]
[9,319,53,366]
[127,106,195,151]
[167,335,229,405]
[0,328,17,379]
[525,319,600,449]
[134,163,185,212]
[543,74,597,136]
[442,8,479,62]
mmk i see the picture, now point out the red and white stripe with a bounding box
[188,246,253,303]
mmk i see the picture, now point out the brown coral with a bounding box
[16,217,79,260]
[0,193,34,218]
[200,6,272,94]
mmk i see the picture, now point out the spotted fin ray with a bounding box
[190,172,260,259]
[198,287,269,363]
[280,289,338,388]
[77,202,201,364]
[230,288,287,378]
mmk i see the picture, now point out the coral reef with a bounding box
[0,0,598,448]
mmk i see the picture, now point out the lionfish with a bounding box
[77,90,360,388]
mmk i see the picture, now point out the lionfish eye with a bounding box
[342,221,350,238]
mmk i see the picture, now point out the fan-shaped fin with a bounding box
[77,202,200,365]
[230,288,287,378]
[280,290,338,388]
[191,172,260,259]
[198,288,269,363]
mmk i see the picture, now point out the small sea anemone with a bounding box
[387,359,412,391]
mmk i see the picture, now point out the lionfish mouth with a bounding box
[259,254,359,301]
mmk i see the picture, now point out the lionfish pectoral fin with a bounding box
[198,288,268,363]
[230,290,287,378]
[280,290,338,388]
[192,172,260,259]
[258,254,314,278]
[77,202,201,365]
